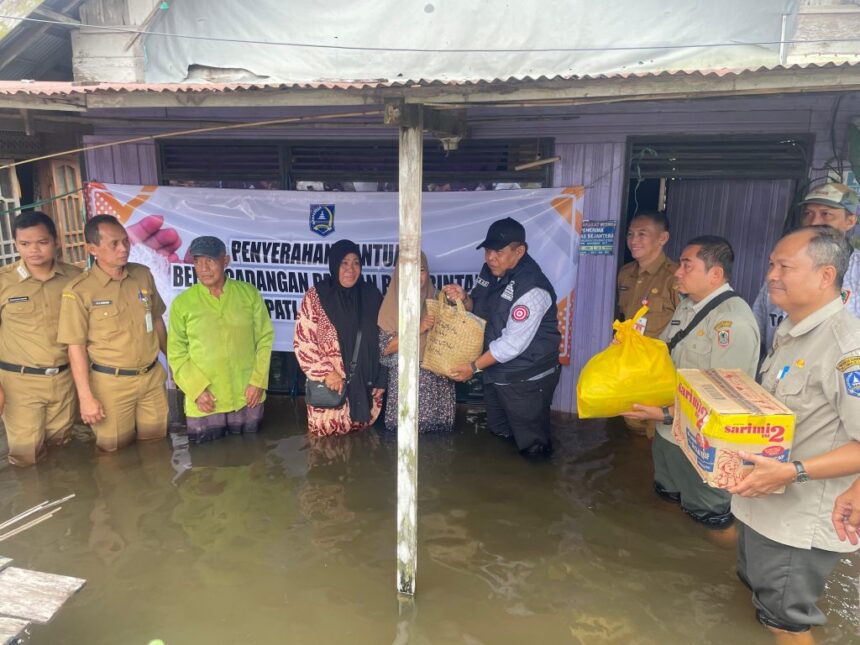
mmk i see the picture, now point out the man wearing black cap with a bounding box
[444,217,561,457]
[167,236,274,443]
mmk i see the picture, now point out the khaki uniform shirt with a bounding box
[656,283,760,443]
[732,298,860,553]
[0,260,82,368]
[616,252,680,338]
[57,262,166,369]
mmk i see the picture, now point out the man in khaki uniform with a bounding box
[617,211,681,436]
[623,235,759,527]
[58,215,168,452]
[730,226,860,636]
[617,211,680,337]
[0,211,82,466]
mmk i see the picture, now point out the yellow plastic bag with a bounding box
[576,306,676,419]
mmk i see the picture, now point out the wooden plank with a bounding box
[396,105,423,596]
[0,567,85,623]
[0,616,29,645]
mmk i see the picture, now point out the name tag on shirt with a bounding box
[93,299,112,306]
[145,311,153,334]
[670,320,681,326]
[7,296,29,303]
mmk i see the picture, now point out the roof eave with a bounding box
[2,63,860,112]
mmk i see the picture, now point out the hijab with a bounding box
[316,239,384,422]
[377,252,436,360]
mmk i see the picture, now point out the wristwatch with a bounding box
[470,361,481,374]
[792,461,810,483]
[661,406,673,426]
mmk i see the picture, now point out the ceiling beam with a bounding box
[32,6,81,25]
[0,0,83,74]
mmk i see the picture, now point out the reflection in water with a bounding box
[0,398,856,644]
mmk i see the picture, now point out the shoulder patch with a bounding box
[844,370,860,398]
[717,329,731,347]
[714,320,733,331]
[838,356,860,372]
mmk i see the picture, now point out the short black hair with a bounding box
[631,210,671,234]
[13,211,56,240]
[85,214,124,245]
[687,235,734,283]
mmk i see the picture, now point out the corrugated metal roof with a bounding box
[0,61,859,97]
[0,0,80,81]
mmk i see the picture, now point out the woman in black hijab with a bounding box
[294,239,386,435]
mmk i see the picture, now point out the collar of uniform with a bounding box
[15,260,67,282]
[781,297,845,339]
[14,260,30,282]
[691,282,732,313]
[91,262,128,285]
[637,251,668,277]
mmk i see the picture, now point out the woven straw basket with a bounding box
[421,291,486,377]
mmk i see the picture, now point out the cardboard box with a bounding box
[673,369,795,490]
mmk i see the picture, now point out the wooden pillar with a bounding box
[396,105,423,596]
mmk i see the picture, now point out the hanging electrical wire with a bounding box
[4,13,860,54]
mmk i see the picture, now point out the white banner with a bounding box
[85,183,583,363]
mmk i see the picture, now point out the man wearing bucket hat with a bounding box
[443,217,561,458]
[753,182,859,355]
[167,236,274,443]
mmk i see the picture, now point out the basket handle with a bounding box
[439,288,468,313]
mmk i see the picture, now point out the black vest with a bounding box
[471,253,561,384]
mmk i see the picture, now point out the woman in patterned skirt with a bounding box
[378,252,455,433]
[294,240,386,436]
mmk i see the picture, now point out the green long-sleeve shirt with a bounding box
[168,278,274,417]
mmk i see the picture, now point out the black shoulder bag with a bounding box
[665,292,739,353]
[305,330,362,408]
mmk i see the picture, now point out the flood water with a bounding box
[1,396,858,644]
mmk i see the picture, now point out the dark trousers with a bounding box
[483,367,559,452]
[737,522,841,632]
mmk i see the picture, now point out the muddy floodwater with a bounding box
[1,396,858,644]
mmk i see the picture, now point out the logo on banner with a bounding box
[309,204,335,237]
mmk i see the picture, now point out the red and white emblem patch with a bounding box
[511,305,530,322]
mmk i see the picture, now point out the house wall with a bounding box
[81,91,860,413]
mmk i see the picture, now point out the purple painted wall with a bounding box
[552,141,626,413]
[665,178,796,305]
[83,137,157,184]
[81,91,860,413]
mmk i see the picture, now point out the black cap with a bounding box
[476,217,526,250]
[188,236,227,258]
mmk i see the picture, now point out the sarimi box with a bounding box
[672,369,795,491]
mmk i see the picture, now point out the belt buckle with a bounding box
[139,365,150,375]
[45,367,59,376]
